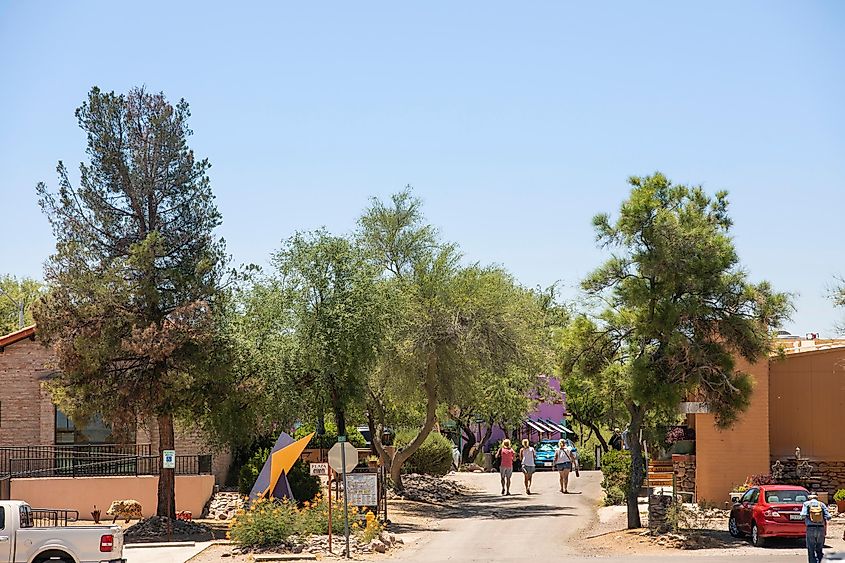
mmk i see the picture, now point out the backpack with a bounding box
[808,501,825,524]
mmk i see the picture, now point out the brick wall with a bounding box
[0,335,231,485]
[0,337,55,446]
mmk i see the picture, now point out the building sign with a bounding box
[162,449,176,469]
[679,402,710,414]
[310,462,329,476]
[346,473,378,506]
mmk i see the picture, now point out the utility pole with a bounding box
[0,286,25,329]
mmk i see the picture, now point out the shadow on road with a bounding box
[393,490,578,524]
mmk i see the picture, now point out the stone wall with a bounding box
[672,454,696,494]
[772,458,845,497]
[0,336,55,447]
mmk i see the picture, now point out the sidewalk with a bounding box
[124,541,213,563]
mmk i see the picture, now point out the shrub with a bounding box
[600,449,630,505]
[834,489,845,502]
[359,511,383,543]
[294,422,367,449]
[296,494,354,536]
[238,448,270,495]
[394,429,453,476]
[577,448,595,471]
[748,473,773,486]
[288,459,321,505]
[604,486,625,506]
[229,498,298,547]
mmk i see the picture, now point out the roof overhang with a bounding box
[0,325,37,352]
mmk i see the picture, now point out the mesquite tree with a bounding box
[35,87,230,518]
[568,173,789,528]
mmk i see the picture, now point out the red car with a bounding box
[729,484,813,547]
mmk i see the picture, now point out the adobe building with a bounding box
[675,336,845,504]
[0,325,231,518]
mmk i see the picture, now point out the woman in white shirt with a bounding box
[554,439,578,493]
[520,439,536,494]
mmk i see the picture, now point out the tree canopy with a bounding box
[0,275,42,333]
[564,173,790,528]
[34,86,232,518]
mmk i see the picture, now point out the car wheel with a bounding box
[728,516,744,538]
[751,522,766,547]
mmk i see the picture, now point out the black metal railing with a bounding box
[0,445,211,478]
[31,508,79,527]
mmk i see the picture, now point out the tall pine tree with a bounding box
[35,87,229,518]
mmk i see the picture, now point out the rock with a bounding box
[390,474,465,504]
[221,553,231,558]
[292,544,304,554]
[203,491,245,521]
[124,516,212,541]
[379,531,393,546]
[370,540,387,553]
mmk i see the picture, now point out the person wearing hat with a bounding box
[800,492,831,563]
[609,428,623,451]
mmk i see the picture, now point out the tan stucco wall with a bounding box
[694,357,771,503]
[769,348,845,459]
[10,474,214,519]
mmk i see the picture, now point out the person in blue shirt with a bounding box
[800,493,831,563]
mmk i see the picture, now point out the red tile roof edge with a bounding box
[0,324,37,349]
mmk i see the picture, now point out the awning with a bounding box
[527,418,556,433]
[542,419,577,435]
[525,419,547,434]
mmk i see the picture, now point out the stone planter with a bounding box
[836,499,845,514]
[670,440,695,455]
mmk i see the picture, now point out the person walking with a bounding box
[497,439,516,495]
[800,492,831,563]
[520,439,536,494]
[554,439,578,493]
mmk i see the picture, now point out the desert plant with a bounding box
[359,511,384,543]
[600,449,631,492]
[604,486,625,506]
[228,498,298,547]
[394,429,453,476]
[296,494,355,536]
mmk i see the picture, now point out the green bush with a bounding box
[576,448,595,470]
[238,448,270,495]
[604,485,625,506]
[394,429,453,476]
[288,459,321,505]
[600,449,630,505]
[294,422,367,449]
[834,489,845,502]
[229,498,298,547]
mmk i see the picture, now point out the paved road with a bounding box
[390,469,604,562]
[124,541,212,563]
[387,470,837,563]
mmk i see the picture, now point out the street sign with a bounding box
[328,442,358,474]
[310,462,329,476]
[162,449,176,469]
[346,473,378,506]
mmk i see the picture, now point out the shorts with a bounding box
[555,462,572,471]
[522,466,535,475]
[499,467,513,478]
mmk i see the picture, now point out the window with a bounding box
[0,506,4,530]
[749,489,760,504]
[766,489,808,504]
[19,505,32,528]
[740,488,756,504]
[54,409,135,445]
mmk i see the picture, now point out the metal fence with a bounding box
[0,445,211,478]
[31,508,79,527]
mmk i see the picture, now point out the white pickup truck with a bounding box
[0,501,125,563]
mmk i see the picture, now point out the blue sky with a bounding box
[1,2,843,335]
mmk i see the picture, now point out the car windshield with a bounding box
[536,443,557,452]
[765,489,808,504]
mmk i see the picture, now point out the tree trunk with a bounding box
[367,390,393,477]
[625,402,646,529]
[156,413,176,519]
[570,410,610,452]
[458,421,476,463]
[389,354,439,491]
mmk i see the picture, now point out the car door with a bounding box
[0,506,10,562]
[737,488,758,532]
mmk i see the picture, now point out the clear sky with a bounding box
[1,2,843,335]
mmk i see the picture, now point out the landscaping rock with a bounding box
[124,516,212,541]
[389,474,465,504]
[204,491,245,520]
[370,539,387,553]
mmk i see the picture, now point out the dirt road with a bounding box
[388,469,602,562]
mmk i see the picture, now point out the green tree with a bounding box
[267,230,386,436]
[35,87,231,518]
[360,190,547,488]
[569,173,790,528]
[0,276,42,333]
